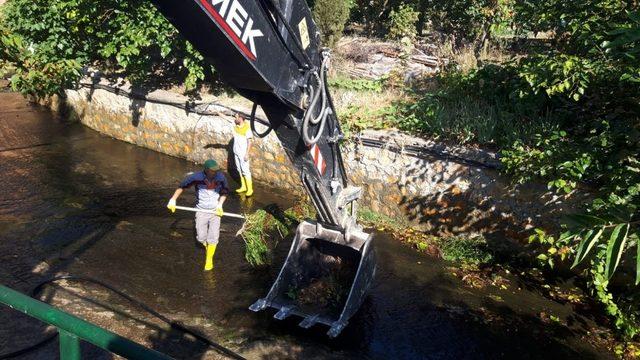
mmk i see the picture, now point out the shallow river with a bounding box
[0,92,613,359]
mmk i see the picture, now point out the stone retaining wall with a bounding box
[44,80,585,238]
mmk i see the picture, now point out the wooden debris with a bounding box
[335,36,444,82]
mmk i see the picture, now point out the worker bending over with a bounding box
[167,159,229,271]
[233,114,254,196]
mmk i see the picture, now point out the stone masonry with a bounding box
[43,79,586,238]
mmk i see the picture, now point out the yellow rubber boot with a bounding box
[245,177,254,197]
[235,176,247,193]
[204,244,217,271]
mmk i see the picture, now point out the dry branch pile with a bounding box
[334,37,445,82]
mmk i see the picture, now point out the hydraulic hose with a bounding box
[249,102,272,138]
[0,276,246,360]
[302,53,332,146]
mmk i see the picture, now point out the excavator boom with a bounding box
[149,0,375,337]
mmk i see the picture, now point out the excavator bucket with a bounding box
[250,220,375,337]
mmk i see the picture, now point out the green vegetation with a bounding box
[387,4,420,41]
[392,3,639,339]
[239,201,314,267]
[433,235,493,265]
[357,206,406,231]
[239,209,291,267]
[239,210,274,267]
[328,76,386,92]
[358,206,493,266]
[352,0,508,44]
[447,4,640,339]
[0,0,211,97]
[312,0,352,48]
[347,1,640,340]
[387,65,558,146]
[283,199,316,222]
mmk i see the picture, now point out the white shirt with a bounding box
[233,122,253,157]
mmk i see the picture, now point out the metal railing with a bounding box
[0,284,173,359]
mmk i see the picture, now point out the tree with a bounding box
[0,0,210,97]
[313,0,351,48]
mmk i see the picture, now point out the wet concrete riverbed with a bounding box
[0,92,615,359]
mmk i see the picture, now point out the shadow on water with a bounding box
[0,93,614,359]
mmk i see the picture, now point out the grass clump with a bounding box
[283,200,316,223]
[239,200,315,267]
[357,206,407,232]
[328,76,386,92]
[239,209,290,267]
[433,235,494,266]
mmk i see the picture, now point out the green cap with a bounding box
[203,159,220,171]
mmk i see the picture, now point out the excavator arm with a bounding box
[148,0,375,337]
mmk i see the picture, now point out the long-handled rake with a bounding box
[173,205,245,219]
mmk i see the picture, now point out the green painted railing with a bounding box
[0,284,173,359]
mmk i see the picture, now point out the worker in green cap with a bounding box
[167,159,229,271]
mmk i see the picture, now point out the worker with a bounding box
[167,159,229,271]
[232,113,254,196]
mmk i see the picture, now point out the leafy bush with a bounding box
[387,4,419,40]
[427,0,504,42]
[0,27,82,97]
[512,0,633,55]
[351,0,506,42]
[313,0,351,48]
[389,64,561,147]
[379,3,640,337]
[0,0,210,97]
[350,0,396,35]
[498,9,640,338]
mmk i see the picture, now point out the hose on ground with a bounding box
[0,275,246,360]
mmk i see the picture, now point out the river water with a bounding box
[0,92,614,359]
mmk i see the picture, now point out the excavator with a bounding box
[147,0,376,337]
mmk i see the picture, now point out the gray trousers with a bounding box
[195,211,221,245]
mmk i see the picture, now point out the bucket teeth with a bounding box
[273,306,295,320]
[327,322,347,338]
[298,315,320,329]
[249,299,268,312]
